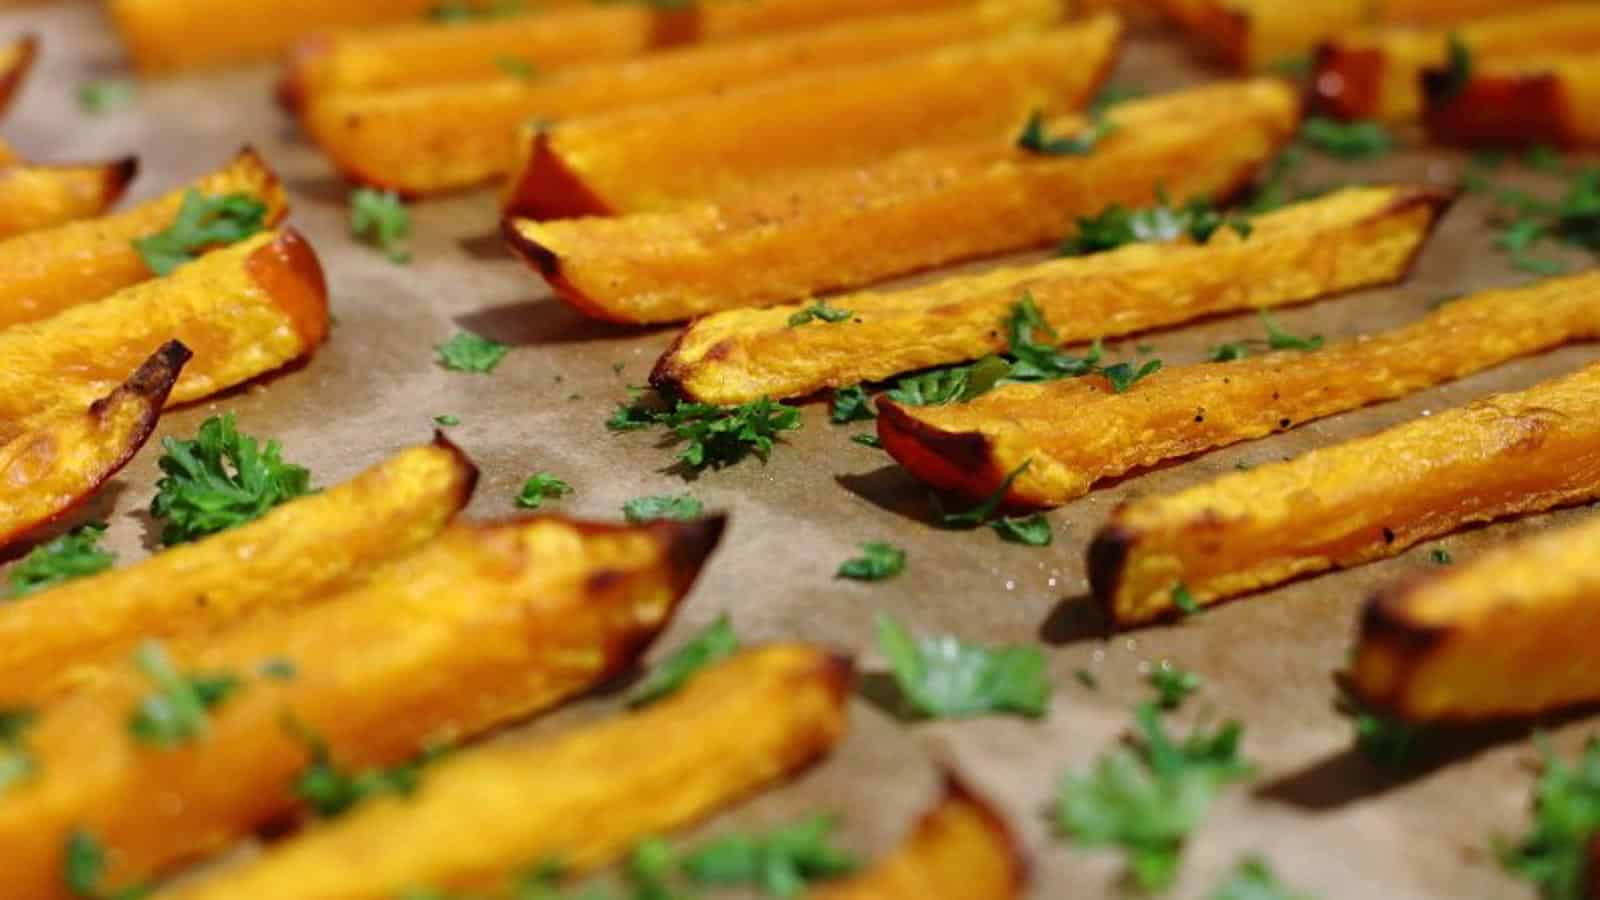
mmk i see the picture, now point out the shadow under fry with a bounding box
[456,298,655,348]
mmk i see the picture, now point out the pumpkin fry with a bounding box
[0,156,137,239]
[0,35,38,117]
[0,228,329,438]
[280,0,969,106]
[880,260,1600,509]
[656,185,1451,405]
[0,148,287,330]
[812,772,1027,900]
[156,644,848,900]
[1089,360,1600,626]
[1424,52,1600,148]
[0,436,477,706]
[1349,512,1600,723]
[501,20,1124,220]
[301,0,1065,195]
[0,341,188,550]
[0,514,725,900]
[1313,4,1600,123]
[504,79,1300,324]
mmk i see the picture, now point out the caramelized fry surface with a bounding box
[1425,53,1600,147]
[0,157,137,239]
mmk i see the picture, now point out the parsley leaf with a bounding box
[992,513,1052,546]
[1426,33,1473,104]
[1172,583,1200,615]
[1017,109,1116,156]
[1101,358,1162,393]
[127,641,240,748]
[436,331,509,374]
[1148,666,1201,711]
[1090,83,1146,116]
[1057,702,1254,892]
[0,708,36,795]
[516,472,573,510]
[609,396,801,470]
[875,613,1051,719]
[1247,145,1307,213]
[1211,857,1315,900]
[78,79,135,114]
[935,461,1031,531]
[64,831,151,900]
[1300,117,1394,160]
[1002,294,1103,382]
[885,355,1009,406]
[627,614,738,708]
[622,493,703,523]
[851,433,882,449]
[837,542,906,581]
[787,300,853,327]
[1430,547,1453,565]
[830,385,875,424]
[4,523,114,600]
[132,189,268,276]
[1060,193,1250,257]
[428,0,524,21]
[1208,311,1324,362]
[293,730,448,819]
[681,814,858,897]
[149,414,314,546]
[433,414,461,427]
[350,187,412,263]
[1502,738,1600,900]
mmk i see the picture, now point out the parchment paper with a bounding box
[6,5,1599,897]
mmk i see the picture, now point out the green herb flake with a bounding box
[64,830,151,900]
[295,736,447,820]
[0,707,37,795]
[1208,311,1324,362]
[1061,193,1250,257]
[4,523,114,600]
[1301,117,1394,160]
[1426,33,1472,104]
[1211,857,1316,900]
[608,396,801,471]
[436,331,510,374]
[1336,691,1422,769]
[935,461,1031,530]
[875,612,1051,719]
[349,187,412,263]
[1017,109,1116,156]
[851,433,882,449]
[1430,547,1453,566]
[681,814,858,897]
[830,385,875,424]
[627,614,738,708]
[127,641,240,748]
[1172,583,1200,616]
[992,513,1052,546]
[1148,666,1201,710]
[886,355,1010,406]
[433,414,461,427]
[132,189,268,276]
[428,0,525,21]
[837,542,906,581]
[150,414,314,546]
[787,300,853,327]
[1075,669,1099,690]
[1501,738,1600,900]
[78,79,136,114]
[622,493,704,523]
[516,472,573,510]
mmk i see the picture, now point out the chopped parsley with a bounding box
[1172,583,1200,615]
[626,614,738,708]
[1427,33,1473,104]
[885,355,1009,406]
[1089,83,1145,116]
[127,641,240,748]
[1101,358,1162,393]
[1430,547,1453,566]
[1208,311,1325,361]
[0,708,36,794]
[132,189,268,276]
[349,187,412,263]
[1502,738,1600,900]
[515,472,573,510]
[428,0,524,21]
[1266,55,1312,79]
[1148,666,1201,710]
[786,300,852,327]
[294,730,447,819]
[1017,109,1116,156]
[435,331,509,374]
[150,414,314,546]
[1336,691,1421,769]
[1300,117,1394,160]
[78,79,135,114]
[64,831,150,900]
[4,523,114,600]
[829,385,875,424]
[607,395,801,471]
[875,612,1051,719]
[851,433,882,449]
[1211,857,1315,900]
[681,814,858,896]
[991,513,1052,546]
[622,493,704,523]
[837,542,906,581]
[932,460,1052,544]
[1060,193,1251,256]
[433,414,461,427]
[1002,294,1103,382]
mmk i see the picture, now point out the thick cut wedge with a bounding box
[1314,4,1600,123]
[0,436,477,706]
[502,21,1123,220]
[880,256,1600,509]
[0,148,287,329]
[658,186,1450,405]
[1424,53,1600,147]
[157,644,849,900]
[281,0,970,106]
[0,156,137,239]
[1350,513,1600,723]
[0,515,724,900]
[813,773,1026,900]
[0,35,37,117]
[504,80,1300,324]
[0,229,329,439]
[1089,361,1600,626]
[302,0,1065,195]
[0,342,187,550]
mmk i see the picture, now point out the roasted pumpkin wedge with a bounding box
[813,772,1027,900]
[0,515,724,900]
[0,155,137,239]
[1313,4,1600,123]
[0,148,287,329]
[880,266,1600,509]
[0,436,477,706]
[156,644,848,900]
[504,79,1300,324]
[280,0,970,105]
[1090,360,1600,626]
[0,341,187,551]
[302,0,1065,195]
[1424,52,1600,148]
[0,35,38,117]
[656,185,1451,405]
[501,20,1123,220]
[0,229,329,436]
[1350,512,1600,723]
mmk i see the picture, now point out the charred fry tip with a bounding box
[646,331,693,396]
[931,766,1032,892]
[247,227,331,348]
[0,34,38,113]
[876,400,1004,503]
[106,155,140,198]
[1308,43,1383,120]
[427,430,483,506]
[1422,69,1569,146]
[89,340,191,421]
[1085,521,1135,618]
[500,216,560,280]
[817,649,858,706]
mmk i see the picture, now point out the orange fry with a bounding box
[0,156,137,239]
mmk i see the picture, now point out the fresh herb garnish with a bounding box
[1172,583,1200,616]
[837,542,906,581]
[1336,690,1421,768]
[830,385,875,424]
[1501,738,1600,900]
[992,513,1052,546]
[4,523,114,600]
[885,355,1009,406]
[786,300,852,327]
[350,187,412,263]
[1300,117,1394,160]
[934,461,1051,545]
[64,831,151,900]
[515,472,573,510]
[1101,358,1163,394]
[78,79,135,114]
[428,0,524,21]
[622,493,704,523]
[1060,192,1250,257]
[1266,55,1312,79]
[1149,666,1201,711]
[1090,83,1146,116]
[150,414,314,546]
[433,414,461,427]
[1017,109,1116,156]
[681,814,858,896]
[127,641,240,748]
[132,189,268,276]
[0,708,36,794]
[1002,294,1103,382]
[436,331,509,374]
[851,433,882,449]
[1208,311,1325,361]
[627,615,738,708]
[608,396,801,470]
[1211,857,1315,900]
[294,731,446,819]
[875,612,1051,719]
[1427,33,1473,103]
[1430,547,1453,565]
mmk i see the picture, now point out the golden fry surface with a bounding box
[1350,512,1600,722]
[0,515,724,899]
[0,148,287,329]
[0,229,329,436]
[658,185,1449,406]
[0,157,137,239]
[880,264,1600,508]
[0,341,187,550]
[158,644,850,900]
[505,80,1299,324]
[1090,361,1600,626]
[0,437,477,706]
[502,21,1123,219]
[303,0,1064,195]
[1424,52,1600,148]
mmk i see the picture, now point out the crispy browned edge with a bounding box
[499,214,641,324]
[0,340,192,549]
[0,34,38,119]
[502,126,621,222]
[1309,41,1384,120]
[934,765,1031,895]
[425,428,483,510]
[1343,574,1456,719]
[1422,65,1573,146]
